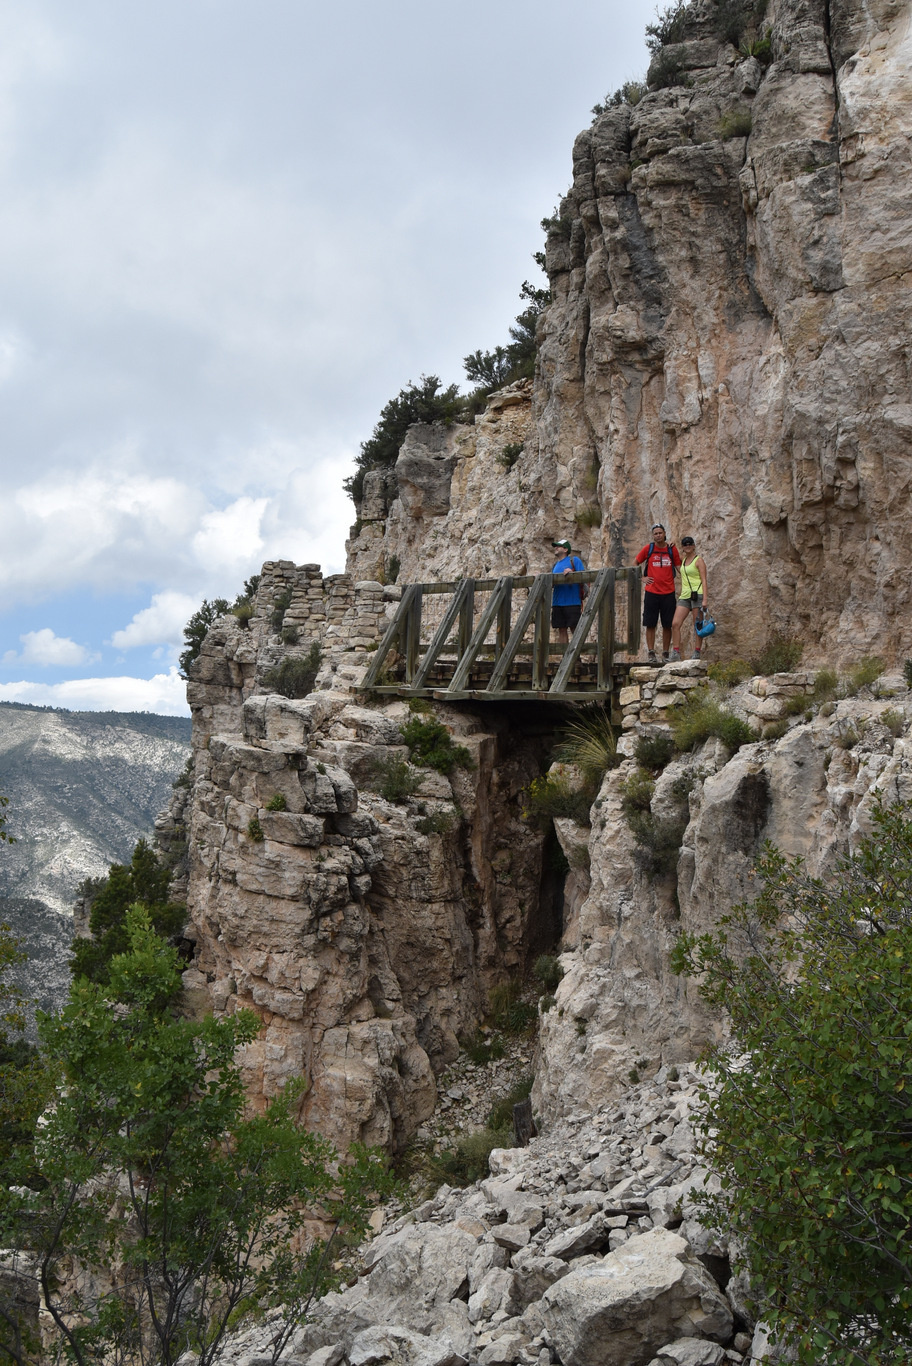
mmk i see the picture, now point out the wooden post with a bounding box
[361,584,418,690]
[411,579,473,691]
[496,578,513,661]
[598,568,616,690]
[532,587,551,691]
[487,575,551,693]
[458,582,475,658]
[405,588,423,683]
[449,577,512,693]
[627,568,642,656]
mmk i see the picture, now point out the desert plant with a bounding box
[834,722,860,749]
[813,668,838,702]
[881,708,905,738]
[281,625,299,646]
[763,719,789,741]
[415,809,456,836]
[751,634,804,676]
[400,715,472,775]
[784,694,810,716]
[426,1127,511,1188]
[634,732,676,770]
[645,0,687,50]
[849,656,884,692]
[489,978,537,1034]
[532,954,564,992]
[265,793,288,812]
[554,708,620,787]
[487,1076,533,1131]
[247,816,264,842]
[625,811,689,875]
[497,442,524,470]
[260,643,322,699]
[621,768,656,816]
[460,1032,505,1065]
[592,80,647,114]
[230,601,254,627]
[539,994,556,1013]
[524,773,593,826]
[270,589,293,631]
[647,47,691,90]
[670,689,754,753]
[718,110,752,139]
[386,555,401,584]
[708,659,752,686]
[372,757,421,804]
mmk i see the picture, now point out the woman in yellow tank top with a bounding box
[669,535,708,660]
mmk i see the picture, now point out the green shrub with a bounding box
[524,773,593,826]
[489,978,537,1034]
[372,757,421,804]
[634,732,675,770]
[741,28,772,62]
[648,47,691,90]
[231,601,254,627]
[670,689,754,753]
[904,660,912,689]
[621,768,655,816]
[881,708,905,738]
[179,597,230,678]
[261,642,322,699]
[645,0,687,49]
[849,655,884,692]
[784,694,810,716]
[763,719,789,741]
[487,1076,533,1131]
[672,797,912,1363]
[70,839,186,985]
[427,1127,511,1187]
[834,721,860,749]
[415,809,456,836]
[813,668,838,702]
[708,659,752,686]
[750,634,803,675]
[497,442,524,470]
[281,625,299,646]
[592,80,646,115]
[400,715,472,775]
[247,817,264,843]
[540,994,556,1013]
[460,1032,505,1065]
[554,708,619,787]
[717,110,752,139]
[270,589,293,631]
[575,506,602,528]
[532,954,564,992]
[265,793,288,812]
[625,811,688,875]
[386,555,401,584]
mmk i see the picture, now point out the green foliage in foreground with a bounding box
[261,642,322,699]
[400,714,472,775]
[71,838,186,984]
[673,799,912,1365]
[1,909,391,1366]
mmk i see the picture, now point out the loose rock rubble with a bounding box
[216,1068,770,1366]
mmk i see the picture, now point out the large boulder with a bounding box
[540,1228,732,1366]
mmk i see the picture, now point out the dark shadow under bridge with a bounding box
[360,568,642,701]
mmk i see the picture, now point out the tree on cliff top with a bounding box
[673,798,912,1365]
[0,908,390,1366]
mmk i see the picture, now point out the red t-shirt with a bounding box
[635,542,681,595]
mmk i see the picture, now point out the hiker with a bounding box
[550,538,586,645]
[671,535,708,660]
[635,524,681,665]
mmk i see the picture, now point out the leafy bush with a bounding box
[645,0,687,49]
[670,689,754,753]
[372,757,421,804]
[231,601,254,627]
[711,0,769,45]
[904,659,912,689]
[487,1076,534,1131]
[460,1032,505,1065]
[344,375,462,505]
[784,694,810,716]
[386,555,401,584]
[281,625,299,646]
[762,719,789,741]
[813,668,839,702]
[270,588,293,631]
[621,768,656,816]
[708,658,752,686]
[849,655,884,692]
[524,773,593,826]
[265,793,287,811]
[261,642,322,699]
[750,633,803,675]
[179,598,230,678]
[634,732,675,770]
[247,816,264,843]
[672,798,912,1364]
[532,954,564,992]
[426,1127,511,1187]
[415,809,456,836]
[554,708,619,787]
[881,708,905,738]
[625,812,689,875]
[400,715,472,775]
[592,81,646,115]
[648,47,691,90]
[717,110,752,139]
[497,442,524,470]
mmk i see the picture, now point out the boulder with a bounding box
[541,1228,733,1366]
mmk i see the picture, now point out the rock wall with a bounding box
[347,0,912,667]
[183,566,561,1153]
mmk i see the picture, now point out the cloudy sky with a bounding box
[0,0,654,715]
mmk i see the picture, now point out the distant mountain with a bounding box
[0,703,191,1021]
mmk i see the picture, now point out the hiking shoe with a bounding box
[647,651,658,665]
[692,649,702,660]
[668,649,682,662]
[662,651,670,662]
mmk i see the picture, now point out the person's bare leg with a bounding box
[645,627,657,655]
[558,628,569,646]
[671,604,688,652]
[661,625,672,655]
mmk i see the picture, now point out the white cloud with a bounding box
[109,591,199,650]
[192,496,267,577]
[3,627,96,667]
[0,668,189,716]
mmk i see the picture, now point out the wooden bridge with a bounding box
[360,568,642,701]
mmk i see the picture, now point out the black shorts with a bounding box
[643,592,676,630]
[551,604,581,631]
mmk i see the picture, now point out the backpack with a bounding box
[647,542,679,572]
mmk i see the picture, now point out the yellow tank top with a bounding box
[680,555,703,595]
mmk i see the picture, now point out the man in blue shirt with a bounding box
[551,538,586,644]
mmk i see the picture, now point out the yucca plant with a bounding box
[554,707,620,788]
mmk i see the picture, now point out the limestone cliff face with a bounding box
[182,565,556,1153]
[348,0,912,666]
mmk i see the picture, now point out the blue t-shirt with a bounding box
[552,555,585,606]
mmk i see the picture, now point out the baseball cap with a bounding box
[552,539,571,550]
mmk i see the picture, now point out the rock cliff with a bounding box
[347,0,912,667]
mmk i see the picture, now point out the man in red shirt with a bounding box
[635,524,681,664]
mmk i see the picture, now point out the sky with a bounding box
[0,0,655,716]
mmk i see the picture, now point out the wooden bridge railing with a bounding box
[360,568,642,700]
